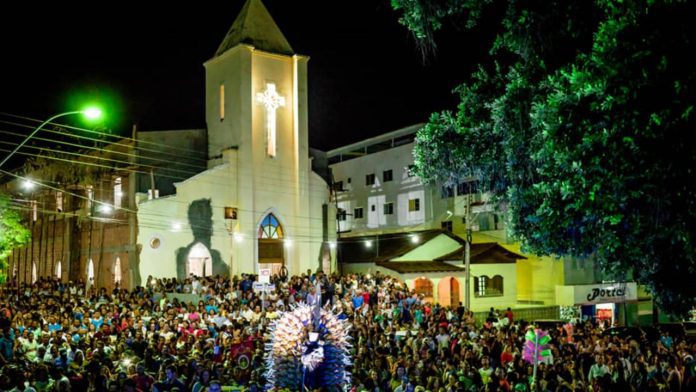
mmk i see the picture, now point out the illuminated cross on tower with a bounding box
[256,83,285,157]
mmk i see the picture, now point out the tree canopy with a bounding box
[0,193,31,282]
[392,0,696,315]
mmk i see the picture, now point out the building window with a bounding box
[408,198,420,212]
[371,205,376,212]
[56,192,63,212]
[383,202,394,215]
[31,200,37,221]
[407,164,416,177]
[354,207,363,219]
[87,259,95,285]
[114,257,122,285]
[337,209,347,221]
[383,169,393,182]
[258,213,284,239]
[219,84,225,121]
[366,173,375,186]
[86,185,94,212]
[56,261,62,279]
[31,261,37,284]
[441,185,454,199]
[114,177,122,208]
[474,275,504,297]
[347,177,351,184]
[441,221,453,232]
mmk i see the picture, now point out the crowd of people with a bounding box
[0,270,694,392]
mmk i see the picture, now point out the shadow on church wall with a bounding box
[175,199,225,279]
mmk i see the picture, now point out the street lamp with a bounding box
[0,108,103,169]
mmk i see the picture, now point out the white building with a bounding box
[328,126,524,311]
[327,125,501,236]
[138,0,332,280]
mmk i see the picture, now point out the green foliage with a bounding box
[394,0,696,315]
[0,193,31,281]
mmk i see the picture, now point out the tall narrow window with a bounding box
[113,257,122,285]
[87,259,95,284]
[113,177,122,209]
[219,84,225,121]
[31,200,37,221]
[56,261,62,279]
[476,276,487,296]
[56,191,63,212]
[86,185,94,212]
[31,261,37,283]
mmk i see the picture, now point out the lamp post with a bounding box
[0,108,102,169]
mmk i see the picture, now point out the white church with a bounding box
[137,0,333,279]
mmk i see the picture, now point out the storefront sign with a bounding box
[574,282,637,305]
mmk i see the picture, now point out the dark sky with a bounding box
[0,1,482,151]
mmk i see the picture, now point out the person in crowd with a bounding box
[0,272,693,391]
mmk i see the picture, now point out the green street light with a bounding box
[0,108,104,169]
[82,107,102,120]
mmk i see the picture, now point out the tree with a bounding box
[392,0,696,315]
[0,193,31,283]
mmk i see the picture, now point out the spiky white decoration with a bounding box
[265,303,352,390]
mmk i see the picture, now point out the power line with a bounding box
[1,147,331,198]
[0,113,209,160]
[2,167,331,233]
[0,128,208,174]
[0,138,202,178]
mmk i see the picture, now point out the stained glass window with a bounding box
[258,213,284,239]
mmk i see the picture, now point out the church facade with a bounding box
[137,0,333,280]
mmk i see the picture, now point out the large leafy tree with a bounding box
[0,193,31,282]
[392,0,696,314]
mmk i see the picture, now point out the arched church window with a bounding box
[31,261,37,284]
[56,261,62,279]
[114,257,122,285]
[258,214,283,239]
[87,259,95,284]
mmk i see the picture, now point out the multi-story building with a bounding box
[328,126,645,324]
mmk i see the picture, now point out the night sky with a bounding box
[0,1,483,151]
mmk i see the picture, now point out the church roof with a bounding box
[215,0,294,57]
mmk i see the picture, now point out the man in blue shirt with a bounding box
[352,291,364,309]
[48,316,62,333]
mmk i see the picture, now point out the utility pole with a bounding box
[464,190,472,311]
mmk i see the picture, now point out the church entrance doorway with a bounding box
[258,213,285,275]
[187,242,213,278]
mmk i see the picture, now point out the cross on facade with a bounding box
[256,83,285,157]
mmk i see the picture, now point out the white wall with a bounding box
[330,143,433,233]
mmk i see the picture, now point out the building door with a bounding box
[437,276,460,307]
[414,277,434,303]
[258,213,284,274]
[187,242,213,277]
[450,277,460,307]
